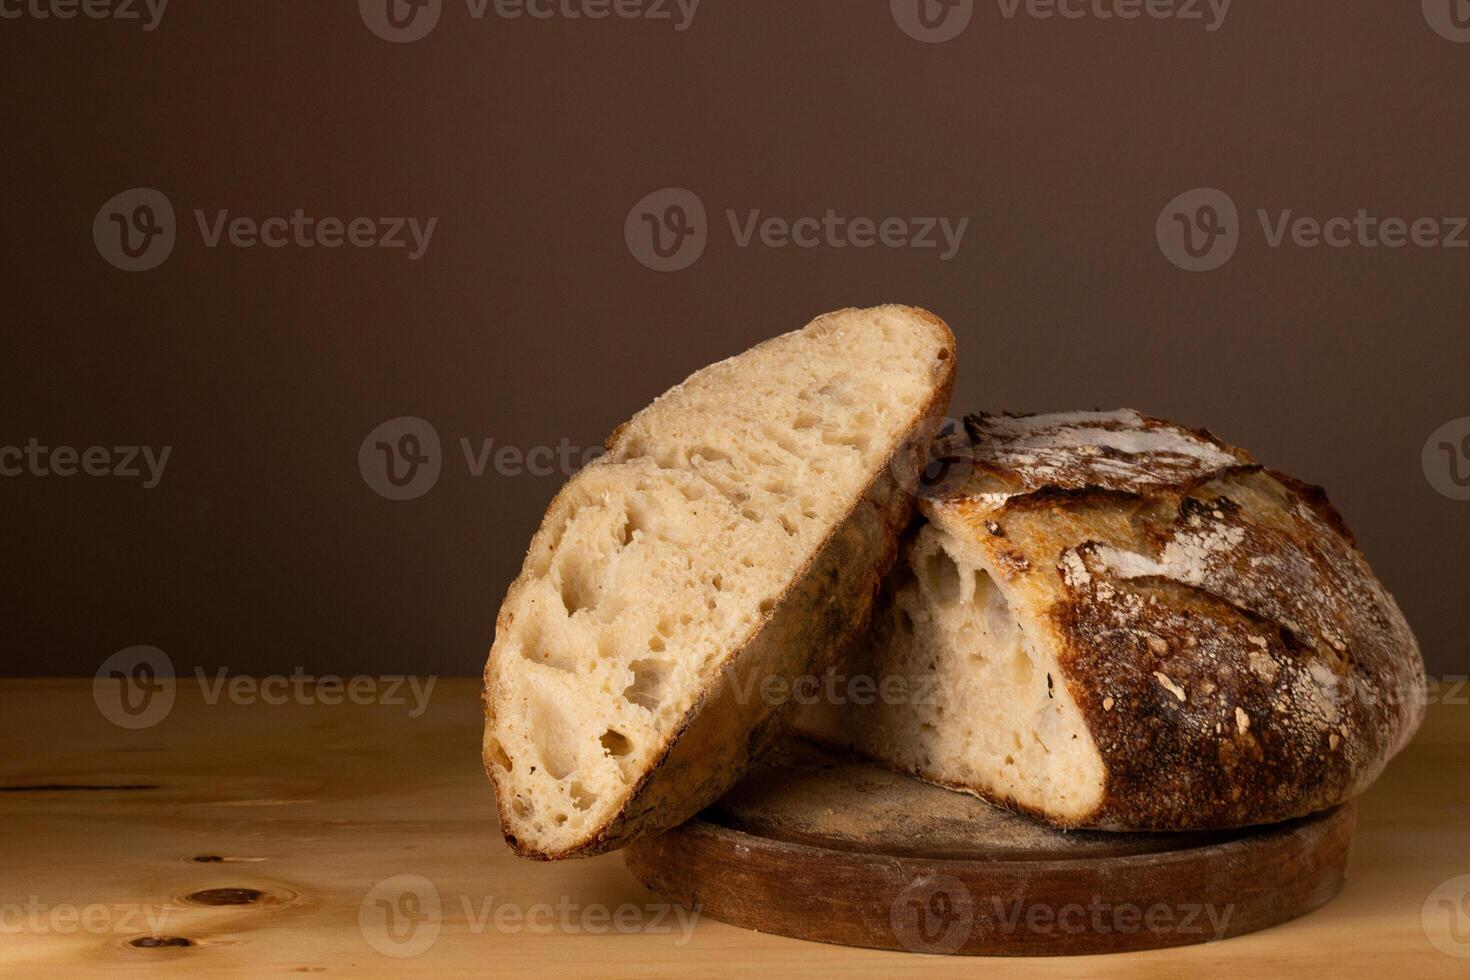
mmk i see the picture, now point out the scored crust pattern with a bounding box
[931,410,1425,829]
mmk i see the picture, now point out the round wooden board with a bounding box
[624,741,1355,956]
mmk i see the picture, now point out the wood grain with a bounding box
[0,678,1466,976]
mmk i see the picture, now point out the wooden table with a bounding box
[3,677,1467,977]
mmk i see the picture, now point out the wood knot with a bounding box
[185,887,266,906]
[128,936,195,949]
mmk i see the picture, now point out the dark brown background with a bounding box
[2,1,1466,676]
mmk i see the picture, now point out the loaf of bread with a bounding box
[795,410,1425,830]
[483,306,956,858]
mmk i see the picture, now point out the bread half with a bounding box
[796,410,1425,830]
[483,306,956,858]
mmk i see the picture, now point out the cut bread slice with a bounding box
[483,306,956,858]
[795,410,1425,830]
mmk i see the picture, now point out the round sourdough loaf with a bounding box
[795,409,1426,830]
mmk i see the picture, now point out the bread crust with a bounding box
[484,306,956,858]
[925,410,1425,830]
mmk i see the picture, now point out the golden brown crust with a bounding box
[929,409,1425,830]
[486,307,956,858]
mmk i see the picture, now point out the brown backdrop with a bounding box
[2,1,1467,676]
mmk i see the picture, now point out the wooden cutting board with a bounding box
[625,741,1355,956]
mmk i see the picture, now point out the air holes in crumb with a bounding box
[623,503,648,544]
[793,412,819,430]
[534,514,571,577]
[623,659,671,712]
[761,425,802,457]
[570,783,598,811]
[689,446,729,467]
[558,561,601,616]
[529,698,578,779]
[758,599,776,615]
[648,635,666,653]
[516,618,575,672]
[923,548,962,604]
[488,739,513,772]
[600,730,633,757]
[816,381,853,404]
[778,516,798,536]
[821,429,869,452]
[937,348,951,361]
[596,634,619,661]
[511,797,532,819]
[1010,644,1032,687]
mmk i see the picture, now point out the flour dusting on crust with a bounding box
[961,410,1251,506]
[919,409,1426,830]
